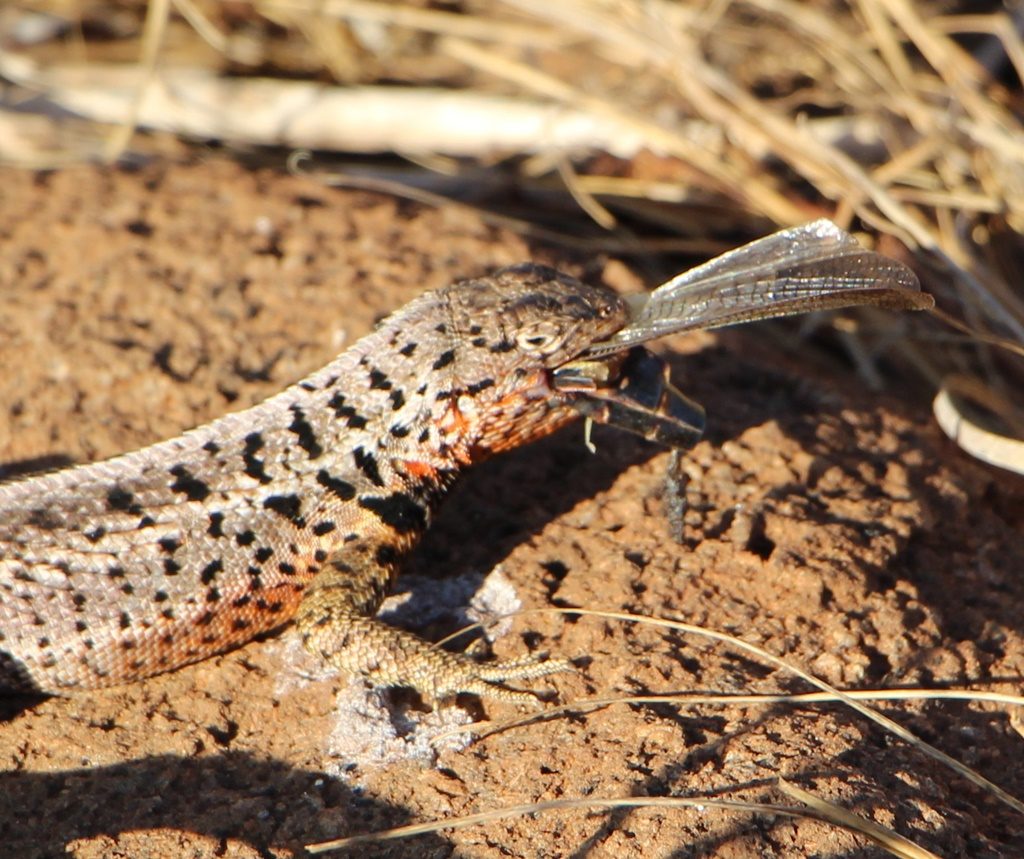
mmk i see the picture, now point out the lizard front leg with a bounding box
[295,539,569,703]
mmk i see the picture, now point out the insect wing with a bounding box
[584,220,931,358]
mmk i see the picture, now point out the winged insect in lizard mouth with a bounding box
[551,219,932,450]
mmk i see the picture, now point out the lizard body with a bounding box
[0,264,625,699]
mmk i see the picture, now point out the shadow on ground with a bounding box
[0,751,442,859]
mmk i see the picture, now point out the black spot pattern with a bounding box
[368,368,391,390]
[432,349,455,370]
[327,391,347,417]
[207,512,225,537]
[288,405,324,459]
[263,494,305,526]
[236,530,256,546]
[316,469,355,501]
[107,487,140,513]
[200,559,222,584]
[168,465,211,502]
[28,508,60,529]
[243,432,273,484]
[467,378,495,395]
[158,537,181,554]
[358,492,427,534]
[328,392,369,429]
[353,447,384,487]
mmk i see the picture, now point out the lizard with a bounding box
[0,264,632,701]
[0,222,932,702]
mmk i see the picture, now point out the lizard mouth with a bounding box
[552,347,705,449]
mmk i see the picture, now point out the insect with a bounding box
[556,219,931,445]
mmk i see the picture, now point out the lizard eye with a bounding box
[515,327,563,355]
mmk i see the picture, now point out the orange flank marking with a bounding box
[399,459,439,480]
[436,399,475,464]
[439,399,472,435]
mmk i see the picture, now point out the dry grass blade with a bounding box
[427,606,1024,820]
[557,156,618,229]
[485,0,1024,399]
[853,0,917,93]
[170,0,233,59]
[933,386,1024,475]
[306,793,940,856]
[880,0,1019,133]
[505,0,938,248]
[289,154,735,254]
[257,0,564,47]
[0,57,660,158]
[934,13,1024,88]
[102,0,170,163]
[779,780,942,859]
[435,688,1024,745]
[928,307,1024,359]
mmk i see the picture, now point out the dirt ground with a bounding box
[1,157,1023,859]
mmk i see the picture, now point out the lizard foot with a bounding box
[300,610,571,704]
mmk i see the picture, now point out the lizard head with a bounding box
[438,263,700,458]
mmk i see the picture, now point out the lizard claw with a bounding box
[428,652,574,703]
